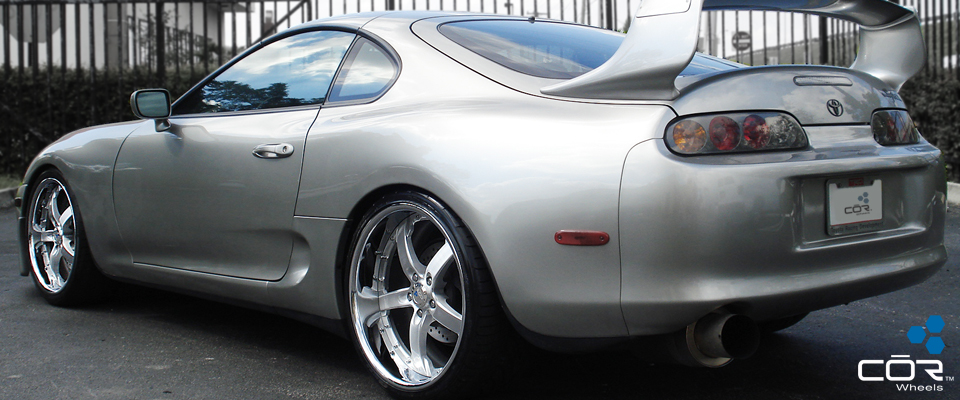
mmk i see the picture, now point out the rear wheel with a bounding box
[25,169,110,306]
[346,192,509,399]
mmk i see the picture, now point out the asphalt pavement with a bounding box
[1,206,959,400]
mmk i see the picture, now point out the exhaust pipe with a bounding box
[694,312,760,359]
[632,311,760,368]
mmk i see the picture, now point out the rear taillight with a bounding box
[709,116,740,150]
[871,110,920,145]
[671,120,707,153]
[666,112,808,155]
[742,114,769,149]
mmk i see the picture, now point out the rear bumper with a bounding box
[618,130,946,335]
[619,245,945,335]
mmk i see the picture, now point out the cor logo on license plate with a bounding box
[827,177,883,236]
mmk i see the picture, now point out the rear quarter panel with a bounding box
[293,17,674,338]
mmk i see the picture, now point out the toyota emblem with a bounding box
[827,99,844,117]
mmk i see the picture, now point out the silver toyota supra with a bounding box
[15,0,946,398]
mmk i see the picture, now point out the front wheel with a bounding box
[346,192,509,399]
[25,169,111,306]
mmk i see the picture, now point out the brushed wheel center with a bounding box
[410,282,430,308]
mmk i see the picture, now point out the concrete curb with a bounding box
[0,187,15,209]
[949,182,960,207]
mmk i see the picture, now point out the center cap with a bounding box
[411,282,430,308]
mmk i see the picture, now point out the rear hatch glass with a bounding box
[438,19,740,79]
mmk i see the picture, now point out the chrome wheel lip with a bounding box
[349,201,466,389]
[28,177,77,294]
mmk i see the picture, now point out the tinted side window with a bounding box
[439,20,622,79]
[174,30,355,114]
[327,38,399,104]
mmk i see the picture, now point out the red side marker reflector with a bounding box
[555,230,610,246]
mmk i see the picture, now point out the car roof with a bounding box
[296,10,502,31]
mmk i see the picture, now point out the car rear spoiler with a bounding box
[541,0,925,100]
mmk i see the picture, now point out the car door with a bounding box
[113,29,356,280]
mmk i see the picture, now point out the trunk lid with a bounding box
[672,65,906,125]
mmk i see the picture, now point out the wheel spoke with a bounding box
[58,205,73,229]
[47,187,62,228]
[431,298,463,334]
[355,287,383,328]
[408,311,436,378]
[40,246,63,290]
[60,244,75,268]
[35,242,50,271]
[424,242,453,282]
[395,218,426,280]
[62,236,76,257]
[379,288,412,311]
[33,228,58,244]
[48,245,63,273]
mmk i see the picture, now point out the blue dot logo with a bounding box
[907,315,946,355]
[907,326,926,344]
[858,192,869,204]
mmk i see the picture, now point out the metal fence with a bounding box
[1,0,959,177]
[1,0,959,77]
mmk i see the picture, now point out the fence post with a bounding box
[604,0,614,30]
[156,1,166,85]
[819,16,828,64]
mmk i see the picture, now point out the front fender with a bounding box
[20,120,144,278]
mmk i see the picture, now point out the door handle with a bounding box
[253,143,295,159]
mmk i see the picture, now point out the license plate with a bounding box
[827,177,883,236]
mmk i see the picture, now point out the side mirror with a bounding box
[130,89,172,131]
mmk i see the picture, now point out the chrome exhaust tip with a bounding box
[693,312,760,360]
[631,310,760,368]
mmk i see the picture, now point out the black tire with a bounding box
[24,169,112,306]
[758,313,809,334]
[345,191,511,399]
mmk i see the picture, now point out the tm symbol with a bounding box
[947,376,955,382]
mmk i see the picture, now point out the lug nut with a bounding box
[413,273,420,282]
[417,309,424,317]
[429,300,436,308]
[426,276,432,285]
